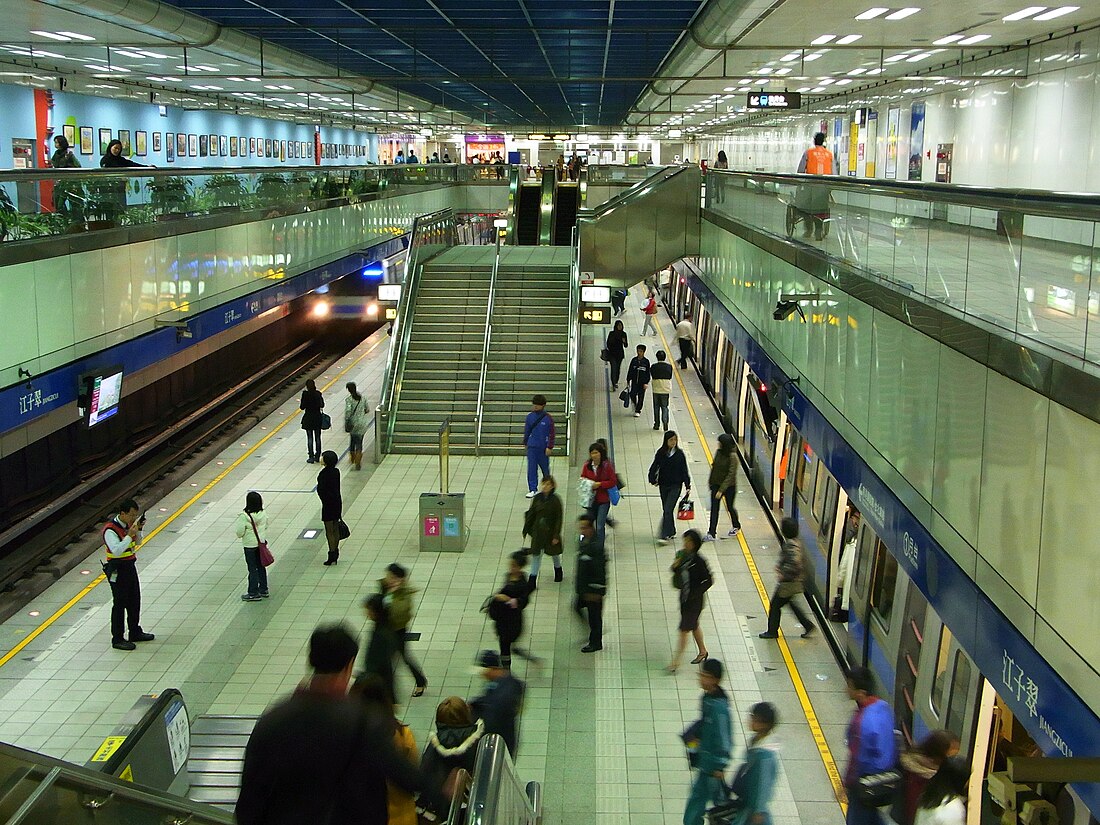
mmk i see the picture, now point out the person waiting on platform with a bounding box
[650,350,673,431]
[299,379,325,463]
[317,451,342,566]
[522,475,564,588]
[522,394,555,498]
[344,382,369,471]
[235,491,270,602]
[101,499,155,651]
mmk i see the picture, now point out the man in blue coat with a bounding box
[844,666,898,825]
[522,394,555,498]
[683,658,732,825]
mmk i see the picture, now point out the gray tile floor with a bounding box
[0,298,852,823]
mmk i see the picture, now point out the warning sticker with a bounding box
[164,700,190,775]
[90,736,126,763]
[118,764,134,782]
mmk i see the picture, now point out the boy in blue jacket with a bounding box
[522,394,555,498]
[684,658,732,825]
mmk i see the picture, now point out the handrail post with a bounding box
[474,231,502,453]
[564,223,581,458]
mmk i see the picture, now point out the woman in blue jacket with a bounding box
[729,702,780,825]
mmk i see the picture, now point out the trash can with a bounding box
[419,492,467,552]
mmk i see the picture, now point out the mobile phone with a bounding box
[139,511,148,528]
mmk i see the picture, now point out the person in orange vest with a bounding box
[794,132,835,240]
[101,499,155,651]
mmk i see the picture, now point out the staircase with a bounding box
[479,249,572,453]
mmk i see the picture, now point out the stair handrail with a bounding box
[466,734,541,825]
[376,207,456,457]
[565,224,581,458]
[474,240,502,453]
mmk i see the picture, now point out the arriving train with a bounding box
[665,263,1098,825]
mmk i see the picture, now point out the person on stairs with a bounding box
[345,382,369,471]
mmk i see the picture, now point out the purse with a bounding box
[320,412,332,431]
[855,769,902,808]
[337,519,351,539]
[247,513,274,567]
[619,388,630,408]
[677,496,695,520]
[599,348,610,362]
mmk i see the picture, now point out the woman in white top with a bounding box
[344,382,370,470]
[234,491,269,601]
[913,756,969,825]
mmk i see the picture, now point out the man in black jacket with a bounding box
[626,345,651,419]
[574,513,608,652]
[470,650,526,756]
[237,624,448,825]
[759,518,816,639]
[649,430,692,542]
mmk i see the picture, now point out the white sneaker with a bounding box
[656,537,670,545]
[702,533,716,542]
[633,412,641,418]
[727,528,740,538]
[525,491,536,498]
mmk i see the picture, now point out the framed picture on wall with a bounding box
[230,138,238,158]
[136,131,147,156]
[250,137,256,154]
[62,124,76,147]
[199,134,208,157]
[208,134,217,155]
[152,132,161,153]
[118,130,131,155]
[264,139,272,156]
[219,135,227,157]
[238,136,245,155]
[79,126,93,155]
[166,135,174,163]
[279,140,286,161]
[98,128,112,154]
[188,133,198,157]
[176,133,186,158]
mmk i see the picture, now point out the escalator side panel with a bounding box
[516,185,541,245]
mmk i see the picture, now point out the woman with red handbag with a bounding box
[234,491,270,601]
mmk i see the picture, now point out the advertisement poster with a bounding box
[886,107,901,179]
[908,101,926,181]
[848,122,859,176]
[864,110,878,177]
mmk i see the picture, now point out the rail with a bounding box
[375,207,457,458]
[565,224,581,458]
[586,163,671,184]
[707,168,1100,366]
[465,734,541,825]
[474,239,503,453]
[580,164,691,219]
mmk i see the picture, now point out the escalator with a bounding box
[552,181,580,246]
[514,182,542,245]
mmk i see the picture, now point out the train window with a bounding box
[820,477,839,541]
[795,442,812,498]
[945,651,972,737]
[931,625,953,714]
[853,528,876,596]
[869,543,898,632]
[812,462,830,521]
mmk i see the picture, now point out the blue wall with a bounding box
[0,83,378,170]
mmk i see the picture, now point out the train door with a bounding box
[893,585,929,746]
[846,523,883,668]
[722,345,739,427]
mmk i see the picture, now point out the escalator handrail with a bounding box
[93,688,185,777]
[474,242,502,452]
[579,164,691,219]
[465,734,540,825]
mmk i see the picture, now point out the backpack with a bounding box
[778,540,803,582]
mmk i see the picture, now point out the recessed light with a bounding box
[774,68,792,75]
[885,7,922,20]
[780,52,801,61]
[837,34,863,45]
[113,49,148,59]
[1033,5,1077,19]
[957,34,991,45]
[848,67,868,75]
[812,34,837,45]
[855,7,890,19]
[933,34,965,45]
[1002,6,1047,20]
[755,78,769,85]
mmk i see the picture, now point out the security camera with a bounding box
[773,300,805,322]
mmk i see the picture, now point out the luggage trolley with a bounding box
[779,182,832,241]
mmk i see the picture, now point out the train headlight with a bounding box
[366,302,379,317]
[312,300,330,318]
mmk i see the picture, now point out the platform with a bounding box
[0,298,852,824]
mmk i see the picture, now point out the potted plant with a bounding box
[203,173,246,211]
[147,176,193,219]
[255,173,289,210]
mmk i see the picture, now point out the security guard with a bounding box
[102,499,155,651]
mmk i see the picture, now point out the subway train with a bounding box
[306,248,407,327]
[666,266,1098,825]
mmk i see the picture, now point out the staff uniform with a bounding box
[102,516,153,649]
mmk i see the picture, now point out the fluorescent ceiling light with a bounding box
[723,86,736,91]
[957,34,991,44]
[1033,5,1077,19]
[30,30,71,41]
[886,7,922,19]
[906,52,934,62]
[855,7,890,19]
[835,79,854,85]
[848,67,868,75]
[867,68,884,75]
[757,67,773,74]
[837,34,863,44]
[755,78,769,85]
[812,34,836,45]
[1002,6,1047,20]
[933,34,965,45]
[58,31,95,41]
[781,52,801,61]
[113,49,147,59]
[774,68,792,75]
[803,53,825,61]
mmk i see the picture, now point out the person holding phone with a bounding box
[101,499,155,651]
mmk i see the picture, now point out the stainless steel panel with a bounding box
[932,346,987,545]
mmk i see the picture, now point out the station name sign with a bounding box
[746,92,802,110]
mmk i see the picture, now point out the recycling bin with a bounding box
[419,492,467,552]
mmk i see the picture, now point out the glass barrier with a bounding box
[706,169,1100,365]
[0,163,510,245]
[586,163,668,184]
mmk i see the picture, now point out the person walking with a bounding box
[300,379,325,463]
[358,595,399,706]
[580,441,617,545]
[675,313,695,369]
[795,132,835,240]
[843,666,898,825]
[353,676,420,825]
[605,320,629,390]
[344,382,369,471]
[470,650,525,757]
[626,345,651,419]
[235,491,270,602]
[759,517,816,639]
[893,731,961,825]
[711,150,729,205]
[641,290,659,336]
[522,476,563,588]
[49,135,80,169]
[419,698,484,821]
[682,658,732,825]
[574,513,607,653]
[317,451,342,566]
[101,499,155,651]
[236,624,449,825]
[380,563,429,698]
[488,551,539,667]
[610,288,628,317]
[667,530,713,672]
[705,434,741,541]
[912,757,969,825]
[649,430,692,543]
[522,394,555,498]
[724,702,780,825]
[650,350,673,431]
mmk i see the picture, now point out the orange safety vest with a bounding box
[804,145,833,176]
[103,518,136,561]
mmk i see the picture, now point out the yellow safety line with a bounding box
[0,336,386,670]
[655,311,849,814]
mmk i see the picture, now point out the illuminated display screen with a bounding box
[581,285,611,303]
[87,369,124,426]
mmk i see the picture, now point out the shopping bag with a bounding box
[320,413,332,430]
[608,485,621,506]
[619,388,630,408]
[677,497,695,520]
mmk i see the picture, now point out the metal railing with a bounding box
[706,168,1100,366]
[375,207,457,458]
[586,163,670,184]
[465,734,541,825]
[564,224,581,458]
[474,240,503,453]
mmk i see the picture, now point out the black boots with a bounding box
[554,567,563,582]
[528,575,537,592]
[323,551,339,566]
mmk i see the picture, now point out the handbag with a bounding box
[344,398,362,434]
[247,513,274,567]
[855,769,902,808]
[619,388,630,408]
[607,485,621,506]
[615,472,626,490]
[677,496,695,520]
[680,719,703,767]
[599,348,610,362]
[337,519,351,539]
[320,412,332,431]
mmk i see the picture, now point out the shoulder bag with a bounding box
[320,412,332,431]
[247,513,274,567]
[344,398,362,433]
[337,519,351,540]
[854,769,902,807]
